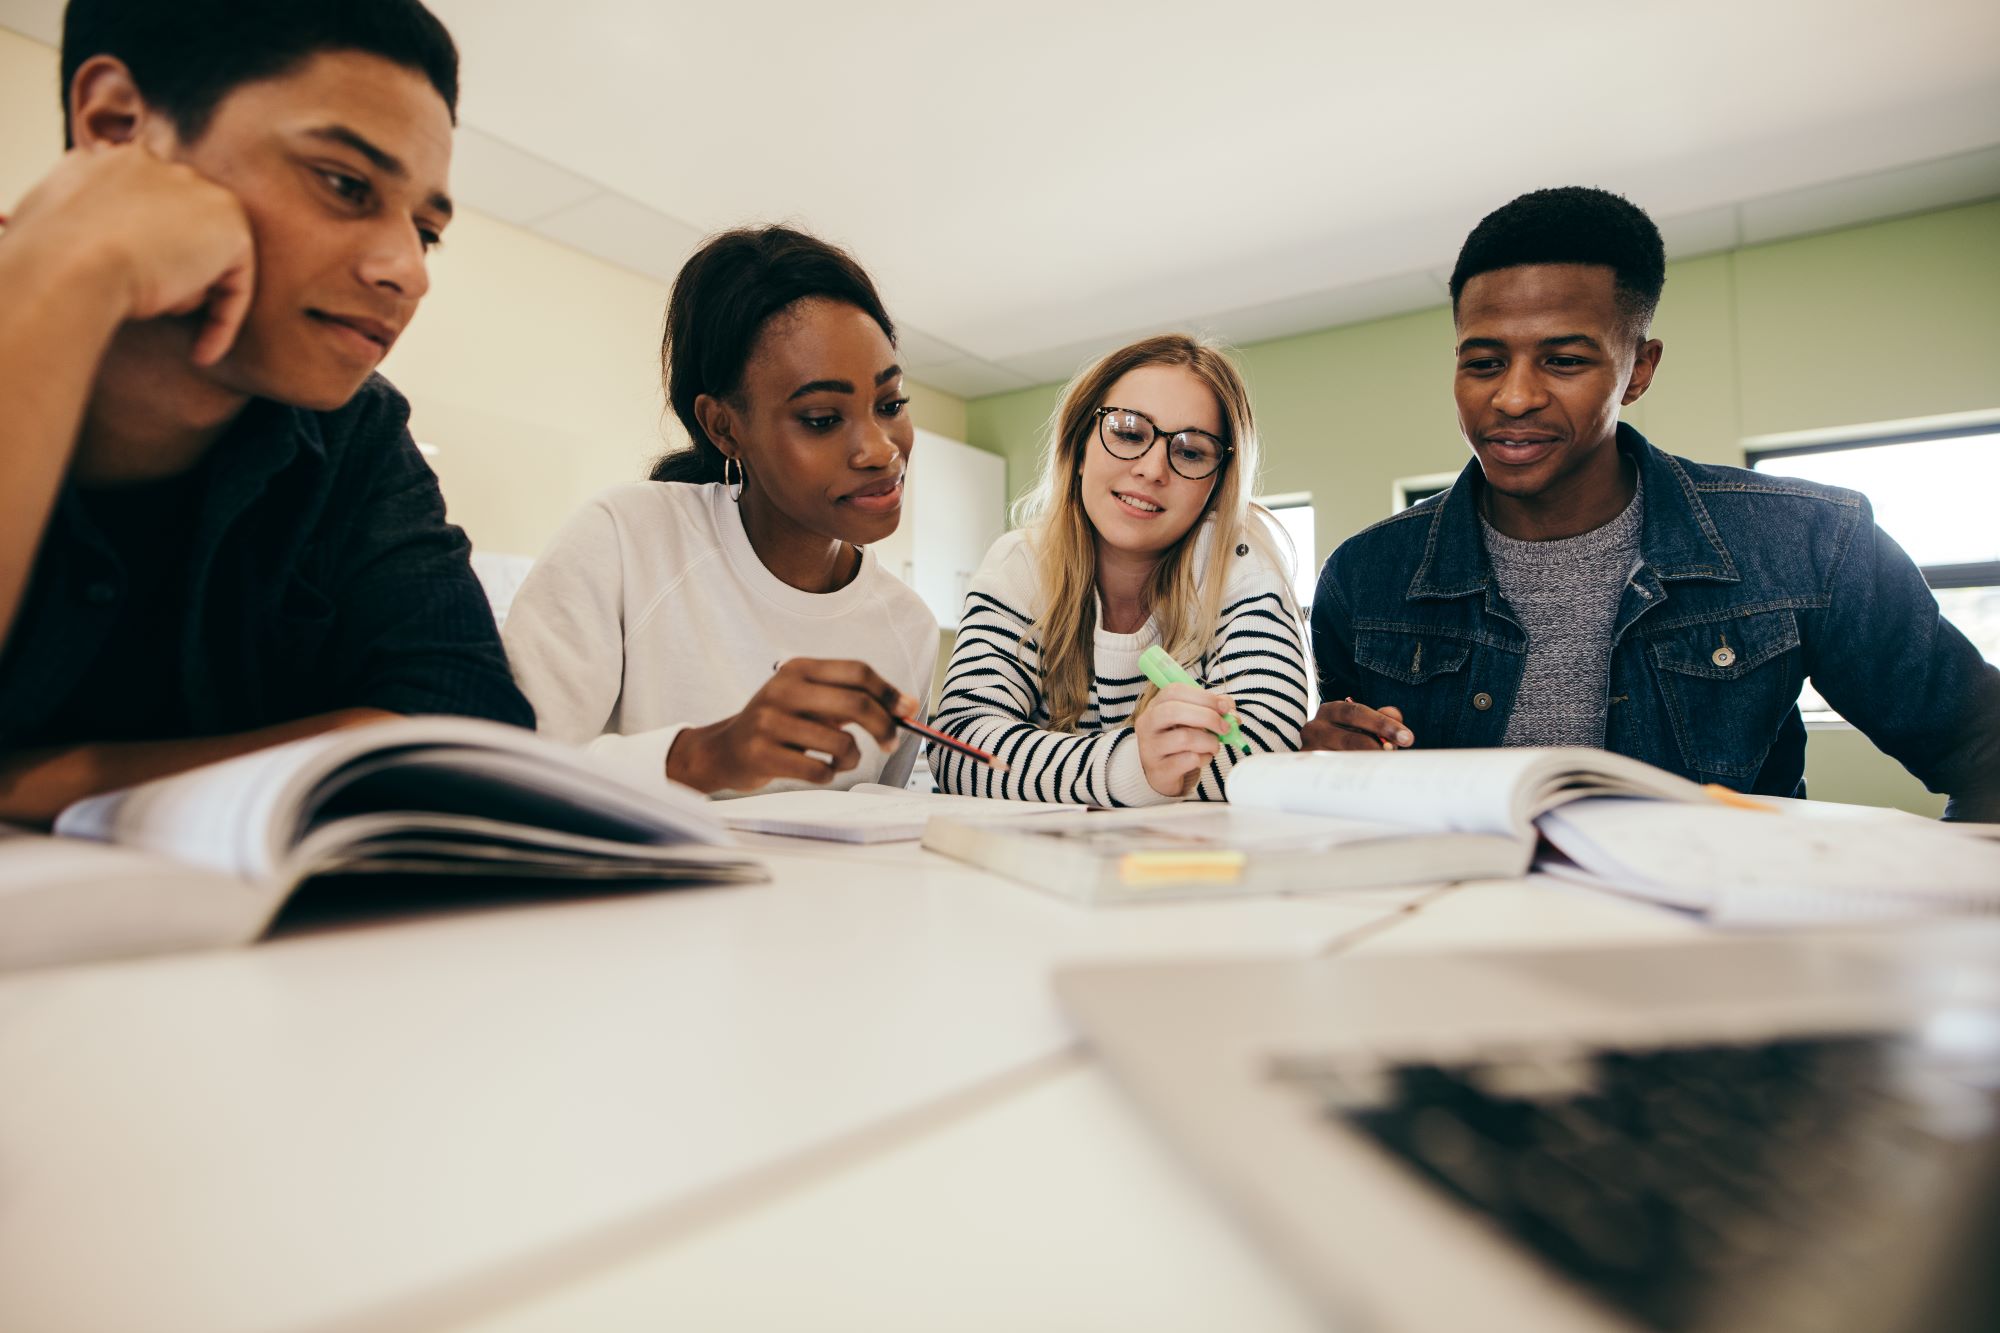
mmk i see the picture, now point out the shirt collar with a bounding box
[48,396,322,557]
[200,396,323,519]
[1406,422,1739,600]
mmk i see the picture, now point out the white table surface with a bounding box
[432,875,1698,1333]
[0,836,1443,1333]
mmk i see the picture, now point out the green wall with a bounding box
[965,199,2000,815]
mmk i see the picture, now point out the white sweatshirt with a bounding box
[503,481,938,795]
[931,522,1313,806]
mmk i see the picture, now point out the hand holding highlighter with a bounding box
[1137,645,1248,753]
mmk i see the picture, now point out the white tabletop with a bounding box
[0,838,1438,1333]
[430,875,1696,1333]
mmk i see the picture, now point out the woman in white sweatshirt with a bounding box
[932,334,1312,805]
[503,227,937,796]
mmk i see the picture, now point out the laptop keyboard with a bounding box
[1274,1032,1999,1332]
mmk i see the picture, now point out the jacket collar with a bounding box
[1406,422,1739,600]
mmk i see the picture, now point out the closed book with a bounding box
[922,804,1529,906]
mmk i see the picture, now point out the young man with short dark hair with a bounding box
[0,0,531,825]
[1304,186,2000,821]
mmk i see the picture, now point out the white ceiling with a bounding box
[7,1,1999,398]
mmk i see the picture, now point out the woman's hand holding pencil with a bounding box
[665,658,919,794]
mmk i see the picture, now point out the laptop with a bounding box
[1056,924,2000,1333]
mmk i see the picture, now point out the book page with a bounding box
[54,731,354,881]
[1227,749,1555,837]
[307,749,721,845]
[54,717,731,886]
[1539,798,2000,922]
[1516,749,1707,817]
[0,830,268,970]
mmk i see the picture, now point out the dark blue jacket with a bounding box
[1312,425,2000,820]
[0,375,533,747]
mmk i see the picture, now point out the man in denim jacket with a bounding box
[1304,187,2000,821]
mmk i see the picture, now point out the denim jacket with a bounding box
[1312,425,2000,820]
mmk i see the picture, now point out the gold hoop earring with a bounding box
[724,455,743,502]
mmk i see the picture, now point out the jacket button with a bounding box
[1235,543,1249,557]
[1711,646,1736,668]
[1472,691,1493,711]
[83,581,117,606]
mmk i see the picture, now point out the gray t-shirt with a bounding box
[1480,478,1645,747]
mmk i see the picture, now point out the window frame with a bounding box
[1743,417,2000,592]
[1742,410,2000,726]
[1391,471,1460,513]
[1255,490,1318,609]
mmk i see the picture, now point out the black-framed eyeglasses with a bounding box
[1094,406,1232,481]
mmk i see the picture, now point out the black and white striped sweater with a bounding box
[931,526,1314,805]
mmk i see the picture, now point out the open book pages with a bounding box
[1225,747,1705,839]
[54,716,750,886]
[1226,748,1998,924]
[0,827,270,972]
[1539,797,2000,925]
[720,785,1084,844]
[7,718,768,972]
[922,804,1529,906]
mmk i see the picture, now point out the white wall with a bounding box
[0,26,968,561]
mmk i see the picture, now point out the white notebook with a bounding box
[721,785,1083,844]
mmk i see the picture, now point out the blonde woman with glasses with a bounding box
[932,334,1312,804]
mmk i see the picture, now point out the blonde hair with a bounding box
[1015,333,1295,731]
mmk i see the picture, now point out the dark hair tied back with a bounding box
[651,226,897,484]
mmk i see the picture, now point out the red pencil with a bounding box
[897,714,1009,772]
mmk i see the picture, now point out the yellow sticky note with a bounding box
[1118,850,1247,886]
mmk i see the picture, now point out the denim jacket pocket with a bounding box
[1646,609,1804,780]
[1353,629,1472,685]
[1351,628,1476,743]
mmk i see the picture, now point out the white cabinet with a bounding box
[872,429,1008,629]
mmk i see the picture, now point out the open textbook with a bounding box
[1222,746,1707,834]
[1538,797,2000,924]
[926,747,2000,912]
[917,745,1669,905]
[0,717,764,972]
[1234,747,2000,920]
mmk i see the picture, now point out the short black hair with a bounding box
[1449,186,1667,336]
[61,0,458,146]
[651,226,898,484]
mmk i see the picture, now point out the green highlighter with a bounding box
[1137,645,1248,753]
